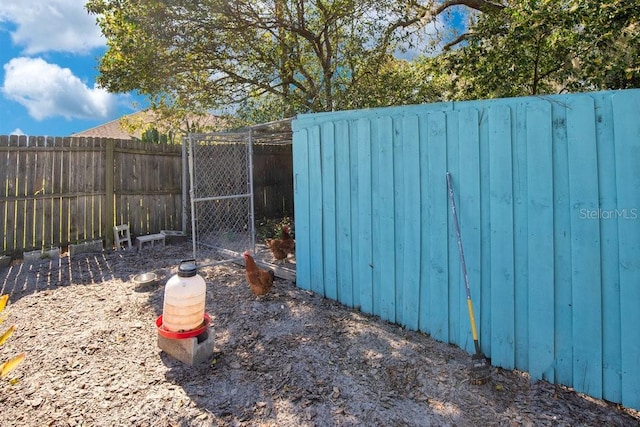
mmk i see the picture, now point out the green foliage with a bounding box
[426,0,640,100]
[236,94,292,126]
[87,0,638,117]
[341,55,450,109]
[140,127,170,144]
[255,216,294,243]
[86,0,443,122]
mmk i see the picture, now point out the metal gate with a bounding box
[186,131,255,266]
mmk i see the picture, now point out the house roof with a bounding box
[71,110,224,140]
[72,112,143,139]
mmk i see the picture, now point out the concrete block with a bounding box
[23,247,60,263]
[157,328,214,366]
[69,240,103,257]
[0,255,12,269]
[160,230,188,245]
[137,233,166,250]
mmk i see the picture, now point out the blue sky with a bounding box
[0,0,145,137]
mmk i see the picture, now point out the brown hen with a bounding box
[266,226,295,264]
[243,251,275,296]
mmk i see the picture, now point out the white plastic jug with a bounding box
[162,260,206,332]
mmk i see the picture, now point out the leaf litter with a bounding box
[0,242,638,426]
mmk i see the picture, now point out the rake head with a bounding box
[469,353,491,385]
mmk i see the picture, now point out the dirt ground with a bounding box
[0,242,638,427]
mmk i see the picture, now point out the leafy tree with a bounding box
[140,127,169,144]
[426,0,640,100]
[341,54,452,108]
[87,0,637,120]
[86,0,497,123]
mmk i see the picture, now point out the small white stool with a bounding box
[113,224,132,250]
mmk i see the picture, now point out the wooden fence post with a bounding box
[104,139,115,249]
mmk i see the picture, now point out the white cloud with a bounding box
[0,0,104,54]
[2,57,117,121]
[10,128,25,135]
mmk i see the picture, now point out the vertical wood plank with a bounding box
[393,117,405,326]
[478,108,493,356]
[591,93,621,404]
[418,114,431,333]
[321,122,338,300]
[141,145,154,234]
[612,90,640,410]
[16,136,29,251]
[308,126,325,296]
[401,115,421,330]
[93,139,104,240]
[513,103,529,371]
[374,116,395,322]
[425,111,448,342]
[81,138,91,239]
[26,136,38,249]
[552,101,574,387]
[445,112,460,346]
[89,139,97,238]
[526,100,555,382]
[44,137,54,247]
[0,137,9,252]
[129,144,141,233]
[115,140,126,228]
[61,137,71,244]
[33,136,46,249]
[4,137,17,251]
[348,125,360,308]
[566,95,603,399]
[51,138,61,245]
[457,108,482,354]
[335,121,354,307]
[68,138,80,242]
[41,137,53,247]
[488,105,516,370]
[26,137,38,249]
[356,118,374,313]
[105,139,115,247]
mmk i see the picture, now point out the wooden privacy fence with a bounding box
[0,136,184,255]
[292,89,640,410]
[0,135,293,256]
[252,143,294,219]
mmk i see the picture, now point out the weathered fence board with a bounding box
[252,144,294,219]
[1,135,293,256]
[0,136,183,255]
[612,91,640,410]
[292,89,640,411]
[525,102,555,383]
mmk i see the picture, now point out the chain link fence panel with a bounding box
[187,132,255,266]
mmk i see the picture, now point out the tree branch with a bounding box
[434,0,505,16]
[443,32,470,50]
[379,0,505,58]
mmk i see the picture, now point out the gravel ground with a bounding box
[0,242,638,426]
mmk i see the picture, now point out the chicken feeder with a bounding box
[157,260,214,366]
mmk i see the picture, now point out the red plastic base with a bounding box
[156,313,211,339]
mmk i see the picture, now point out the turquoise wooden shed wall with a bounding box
[291,89,640,411]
